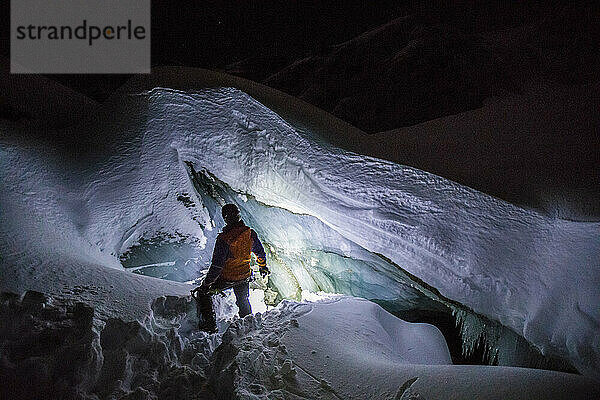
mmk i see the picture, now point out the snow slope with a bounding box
[365,82,600,220]
[0,55,100,128]
[1,70,599,391]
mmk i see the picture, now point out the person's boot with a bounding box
[198,317,217,333]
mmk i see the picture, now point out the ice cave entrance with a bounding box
[118,163,577,373]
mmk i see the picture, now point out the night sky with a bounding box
[5,1,596,98]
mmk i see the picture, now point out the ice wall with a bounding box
[147,87,599,377]
[183,165,573,371]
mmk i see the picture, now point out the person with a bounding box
[191,203,269,333]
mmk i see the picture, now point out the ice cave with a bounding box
[1,78,599,399]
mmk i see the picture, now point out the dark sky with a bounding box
[1,1,574,99]
[148,0,546,67]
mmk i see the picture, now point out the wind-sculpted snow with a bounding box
[209,296,452,400]
[1,85,599,380]
[0,290,216,399]
[144,87,599,377]
[4,290,595,400]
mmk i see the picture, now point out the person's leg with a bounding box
[233,280,252,318]
[195,279,229,332]
[196,291,216,332]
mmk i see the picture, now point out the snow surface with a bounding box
[2,290,598,399]
[364,82,600,220]
[142,86,598,376]
[214,296,598,400]
[1,73,599,397]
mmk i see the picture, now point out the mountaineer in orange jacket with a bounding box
[192,203,269,333]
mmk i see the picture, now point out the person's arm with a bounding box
[203,236,229,287]
[250,229,268,276]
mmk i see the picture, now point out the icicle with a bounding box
[452,307,500,364]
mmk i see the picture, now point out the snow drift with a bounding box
[2,290,598,400]
[145,86,599,377]
[1,78,599,397]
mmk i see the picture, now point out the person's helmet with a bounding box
[222,203,240,224]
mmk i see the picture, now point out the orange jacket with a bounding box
[204,220,266,283]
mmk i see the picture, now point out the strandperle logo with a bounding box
[11,0,150,74]
[15,20,147,47]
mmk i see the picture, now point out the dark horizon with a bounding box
[4,1,597,99]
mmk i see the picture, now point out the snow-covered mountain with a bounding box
[1,69,599,398]
[0,56,100,128]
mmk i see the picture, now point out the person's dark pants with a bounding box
[196,278,251,331]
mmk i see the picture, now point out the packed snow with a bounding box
[2,290,598,399]
[1,76,599,398]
